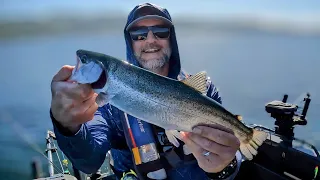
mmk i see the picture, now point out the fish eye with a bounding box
[81,55,88,63]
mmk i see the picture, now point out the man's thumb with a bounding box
[52,65,75,82]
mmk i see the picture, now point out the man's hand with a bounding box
[181,124,240,173]
[50,65,99,134]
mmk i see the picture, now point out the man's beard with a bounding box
[134,44,172,71]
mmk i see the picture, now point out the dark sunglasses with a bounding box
[129,25,170,41]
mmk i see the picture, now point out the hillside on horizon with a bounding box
[1,12,320,39]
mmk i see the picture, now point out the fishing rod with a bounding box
[0,111,79,179]
[46,130,56,176]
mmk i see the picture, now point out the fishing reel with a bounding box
[265,93,311,140]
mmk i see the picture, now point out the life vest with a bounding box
[118,109,197,180]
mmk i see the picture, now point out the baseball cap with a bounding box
[126,4,173,31]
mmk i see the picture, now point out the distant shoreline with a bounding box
[1,14,320,40]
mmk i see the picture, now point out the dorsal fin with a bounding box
[181,71,207,94]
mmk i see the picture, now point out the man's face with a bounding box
[129,18,171,71]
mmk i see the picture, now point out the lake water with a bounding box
[0,29,319,179]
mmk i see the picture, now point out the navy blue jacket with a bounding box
[53,3,241,180]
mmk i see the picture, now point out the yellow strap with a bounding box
[132,147,142,165]
[121,169,137,180]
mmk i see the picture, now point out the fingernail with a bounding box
[180,132,190,139]
[180,131,186,137]
[192,127,202,134]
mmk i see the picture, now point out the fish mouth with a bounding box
[91,68,106,89]
[71,55,107,90]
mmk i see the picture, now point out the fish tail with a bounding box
[240,129,268,160]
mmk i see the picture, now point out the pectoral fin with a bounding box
[165,130,183,147]
[166,130,192,155]
[183,144,192,155]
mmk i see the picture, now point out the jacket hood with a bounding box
[123,3,181,79]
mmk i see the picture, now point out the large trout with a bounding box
[70,49,268,160]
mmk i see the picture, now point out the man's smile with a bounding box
[143,48,160,53]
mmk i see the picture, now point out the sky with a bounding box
[1,0,320,24]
